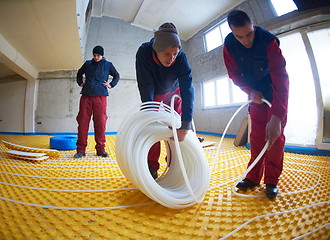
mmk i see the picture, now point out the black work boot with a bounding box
[236,178,259,190]
[266,184,278,199]
[74,152,86,158]
[198,137,205,143]
[97,151,110,157]
[148,161,158,179]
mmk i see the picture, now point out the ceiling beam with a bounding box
[131,0,176,31]
[92,0,104,17]
[0,34,38,81]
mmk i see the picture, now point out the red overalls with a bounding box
[247,102,287,185]
[76,95,108,153]
[147,87,182,171]
[223,36,289,186]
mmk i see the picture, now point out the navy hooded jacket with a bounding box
[77,58,120,96]
[135,39,194,123]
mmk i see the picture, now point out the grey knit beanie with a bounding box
[152,23,181,53]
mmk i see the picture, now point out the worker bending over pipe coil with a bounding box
[217,102,329,240]
[115,100,210,209]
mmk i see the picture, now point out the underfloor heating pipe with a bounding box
[115,97,210,209]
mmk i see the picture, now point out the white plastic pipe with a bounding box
[209,99,272,196]
[115,100,210,209]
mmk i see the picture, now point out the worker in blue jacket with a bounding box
[75,45,120,158]
[136,23,195,179]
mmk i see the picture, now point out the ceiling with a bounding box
[0,0,83,80]
[0,0,244,80]
[0,62,16,79]
[92,0,245,40]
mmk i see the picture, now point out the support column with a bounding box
[24,79,38,133]
[0,34,39,133]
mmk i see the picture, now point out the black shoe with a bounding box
[74,152,86,158]
[148,162,158,179]
[266,184,278,199]
[198,137,205,143]
[97,151,109,157]
[236,178,259,190]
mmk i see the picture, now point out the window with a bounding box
[203,76,247,108]
[279,27,330,146]
[204,20,231,52]
[271,0,297,16]
[204,27,221,52]
[307,28,330,143]
[203,80,216,107]
[279,33,317,145]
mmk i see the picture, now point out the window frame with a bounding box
[203,19,230,53]
[276,22,330,149]
[202,76,247,109]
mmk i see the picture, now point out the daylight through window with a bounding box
[204,20,231,52]
[271,0,297,16]
[203,76,247,108]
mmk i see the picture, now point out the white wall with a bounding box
[85,16,154,80]
[85,15,247,135]
[5,1,329,137]
[29,13,251,135]
[35,71,79,133]
[106,79,141,131]
[76,0,91,60]
[185,0,276,135]
[33,16,153,133]
[35,71,140,133]
[0,77,26,132]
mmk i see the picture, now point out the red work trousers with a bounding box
[148,88,182,171]
[246,102,287,185]
[76,95,108,153]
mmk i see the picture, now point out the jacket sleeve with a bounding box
[135,46,155,102]
[223,45,252,95]
[178,53,194,126]
[77,62,86,86]
[109,63,120,88]
[267,39,289,121]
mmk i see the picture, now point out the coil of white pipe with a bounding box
[115,101,210,209]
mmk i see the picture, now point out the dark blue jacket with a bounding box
[77,58,120,96]
[135,39,194,122]
[224,26,279,101]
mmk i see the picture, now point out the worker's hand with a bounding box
[103,81,111,88]
[265,115,282,149]
[80,82,86,87]
[176,128,189,142]
[249,90,264,104]
[169,127,189,142]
